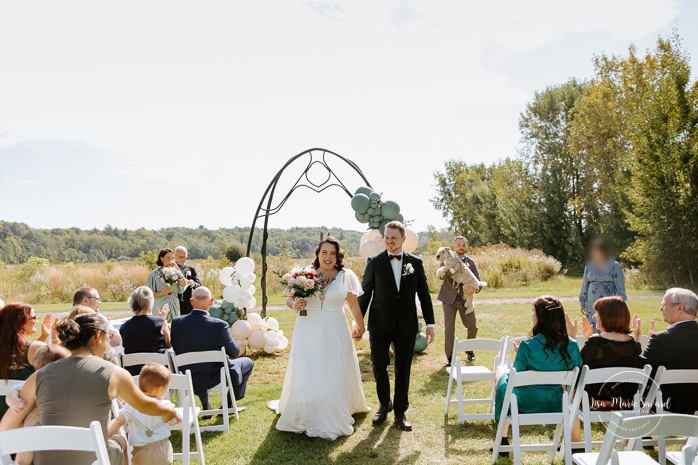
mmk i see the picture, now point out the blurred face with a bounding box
[593,312,603,331]
[175,249,187,266]
[92,329,111,357]
[531,307,538,326]
[22,309,38,335]
[590,245,607,264]
[317,243,337,271]
[83,290,101,311]
[660,293,683,324]
[384,227,405,254]
[453,238,467,256]
[162,252,176,267]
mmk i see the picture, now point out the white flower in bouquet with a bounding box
[162,266,184,285]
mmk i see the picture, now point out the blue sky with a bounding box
[0,0,696,232]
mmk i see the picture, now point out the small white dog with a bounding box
[435,246,487,312]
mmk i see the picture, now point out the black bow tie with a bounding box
[389,254,402,260]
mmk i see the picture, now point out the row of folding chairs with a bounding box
[119,348,241,433]
[444,336,698,464]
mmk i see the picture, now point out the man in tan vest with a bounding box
[437,236,481,366]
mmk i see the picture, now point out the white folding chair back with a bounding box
[641,335,649,348]
[492,367,579,465]
[173,347,238,432]
[0,421,110,465]
[575,335,586,349]
[570,364,653,453]
[573,413,698,465]
[444,337,508,422]
[119,352,174,372]
[0,379,24,396]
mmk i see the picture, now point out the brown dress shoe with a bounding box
[372,402,393,426]
[394,413,412,431]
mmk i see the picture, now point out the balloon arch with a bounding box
[245,148,373,317]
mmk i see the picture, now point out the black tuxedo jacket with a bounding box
[178,264,201,315]
[358,250,435,336]
[640,320,698,414]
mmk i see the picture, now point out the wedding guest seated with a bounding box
[0,313,180,465]
[119,286,172,375]
[640,287,698,415]
[493,296,582,454]
[0,303,50,418]
[5,344,71,465]
[171,286,254,412]
[568,296,642,443]
[53,287,122,347]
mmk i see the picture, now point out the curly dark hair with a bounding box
[530,295,574,368]
[0,303,33,380]
[312,236,345,271]
[156,248,174,267]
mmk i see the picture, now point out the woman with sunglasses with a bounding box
[0,303,52,417]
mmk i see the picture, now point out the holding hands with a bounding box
[352,322,365,341]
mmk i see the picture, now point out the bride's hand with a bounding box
[294,298,307,313]
[352,323,365,341]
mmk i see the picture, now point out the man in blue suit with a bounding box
[171,286,254,411]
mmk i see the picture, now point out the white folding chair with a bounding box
[491,367,579,465]
[0,421,110,465]
[173,347,240,432]
[444,337,508,422]
[569,364,652,453]
[131,370,205,464]
[641,335,649,349]
[119,352,175,372]
[634,367,698,463]
[575,335,587,349]
[0,379,24,396]
[572,413,698,465]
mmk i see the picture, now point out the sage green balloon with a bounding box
[378,219,390,235]
[367,207,376,215]
[368,192,381,205]
[382,200,400,219]
[395,213,404,223]
[351,194,370,213]
[355,186,373,196]
[414,333,428,353]
[369,221,379,229]
[355,211,369,223]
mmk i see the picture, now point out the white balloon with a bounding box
[239,275,252,289]
[238,345,247,356]
[266,331,278,344]
[266,317,280,331]
[277,330,284,338]
[258,321,268,332]
[277,336,289,350]
[222,285,238,303]
[218,267,234,286]
[235,257,256,276]
[263,344,276,354]
[374,237,386,251]
[246,296,257,309]
[361,229,381,245]
[242,338,248,346]
[245,284,256,296]
[247,312,263,325]
[249,273,257,282]
[404,228,419,253]
[249,330,267,349]
[231,320,251,340]
[359,240,380,260]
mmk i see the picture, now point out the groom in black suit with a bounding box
[357,221,435,431]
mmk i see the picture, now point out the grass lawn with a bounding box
[172,295,667,465]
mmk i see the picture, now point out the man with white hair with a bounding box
[174,246,200,315]
[641,287,698,414]
[171,286,254,413]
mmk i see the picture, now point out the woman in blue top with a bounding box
[493,296,582,452]
[579,238,627,331]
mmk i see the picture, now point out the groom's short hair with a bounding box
[385,221,405,237]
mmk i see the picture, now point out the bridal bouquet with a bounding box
[275,266,324,316]
[161,266,184,286]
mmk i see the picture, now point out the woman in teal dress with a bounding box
[146,248,187,322]
[579,238,627,332]
[493,296,582,451]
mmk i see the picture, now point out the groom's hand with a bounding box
[426,326,435,344]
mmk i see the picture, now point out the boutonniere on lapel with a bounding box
[402,263,414,277]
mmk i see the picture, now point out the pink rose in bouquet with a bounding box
[275,266,325,316]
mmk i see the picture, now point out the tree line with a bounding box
[0,221,364,264]
[433,33,698,286]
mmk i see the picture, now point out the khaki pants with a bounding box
[131,438,173,465]
[443,294,478,360]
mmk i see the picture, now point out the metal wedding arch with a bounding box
[245,148,373,316]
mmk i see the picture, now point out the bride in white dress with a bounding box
[270,236,370,440]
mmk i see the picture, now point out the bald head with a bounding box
[191,286,214,312]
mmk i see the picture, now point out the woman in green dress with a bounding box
[493,295,582,453]
[146,248,187,322]
[0,302,51,416]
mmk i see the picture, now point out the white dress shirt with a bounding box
[386,249,434,329]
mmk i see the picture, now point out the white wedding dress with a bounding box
[269,269,370,440]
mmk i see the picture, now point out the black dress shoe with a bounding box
[489,437,509,458]
[444,358,452,368]
[466,351,476,362]
[372,402,392,426]
[394,413,412,431]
